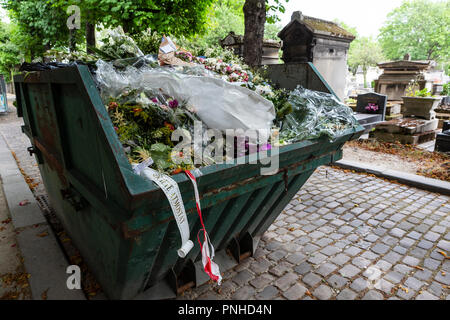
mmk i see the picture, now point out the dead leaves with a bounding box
[36,231,48,238]
[391,284,410,295]
[438,251,450,259]
[346,140,450,181]
[1,218,11,224]
[10,151,40,191]
[413,266,424,271]
[41,288,49,300]
[1,273,28,286]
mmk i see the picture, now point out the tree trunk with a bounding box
[243,0,266,67]
[69,29,77,52]
[86,22,96,54]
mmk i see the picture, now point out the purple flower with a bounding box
[365,103,379,112]
[151,98,158,104]
[259,143,272,151]
[169,99,179,109]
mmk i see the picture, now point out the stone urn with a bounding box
[401,96,441,120]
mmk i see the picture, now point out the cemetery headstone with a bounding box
[356,92,387,121]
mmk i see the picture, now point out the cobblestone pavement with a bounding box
[1,102,449,300]
[177,168,450,300]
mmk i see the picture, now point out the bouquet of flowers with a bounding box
[365,103,379,112]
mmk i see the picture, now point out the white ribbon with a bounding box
[136,165,194,258]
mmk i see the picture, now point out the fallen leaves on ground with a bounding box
[391,284,409,295]
[36,231,48,238]
[0,272,32,300]
[414,266,424,271]
[41,288,49,300]
[346,140,450,181]
[10,151,40,191]
[1,272,30,287]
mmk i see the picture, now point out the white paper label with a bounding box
[140,168,193,258]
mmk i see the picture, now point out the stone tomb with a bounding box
[385,101,403,120]
[434,104,450,129]
[370,118,439,145]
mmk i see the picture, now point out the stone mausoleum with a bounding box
[220,31,282,65]
[374,56,435,101]
[277,11,355,100]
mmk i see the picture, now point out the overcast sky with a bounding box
[275,0,443,37]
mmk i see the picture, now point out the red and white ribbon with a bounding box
[184,170,222,285]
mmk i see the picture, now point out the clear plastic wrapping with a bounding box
[95,59,275,141]
[280,86,359,143]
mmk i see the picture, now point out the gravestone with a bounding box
[354,92,387,133]
[356,92,387,120]
[0,75,8,113]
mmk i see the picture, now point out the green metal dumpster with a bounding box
[14,63,364,299]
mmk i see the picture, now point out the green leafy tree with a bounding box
[55,0,216,37]
[0,22,22,81]
[175,0,246,55]
[348,36,385,88]
[264,22,282,40]
[52,0,217,52]
[379,0,449,62]
[175,0,282,57]
[2,0,70,60]
[334,21,384,88]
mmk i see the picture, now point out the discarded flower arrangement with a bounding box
[91,30,359,176]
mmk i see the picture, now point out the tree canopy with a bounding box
[2,0,70,60]
[53,0,216,37]
[0,22,22,81]
[348,36,385,87]
[379,0,449,62]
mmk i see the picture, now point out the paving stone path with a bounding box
[177,168,450,300]
[1,104,449,300]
